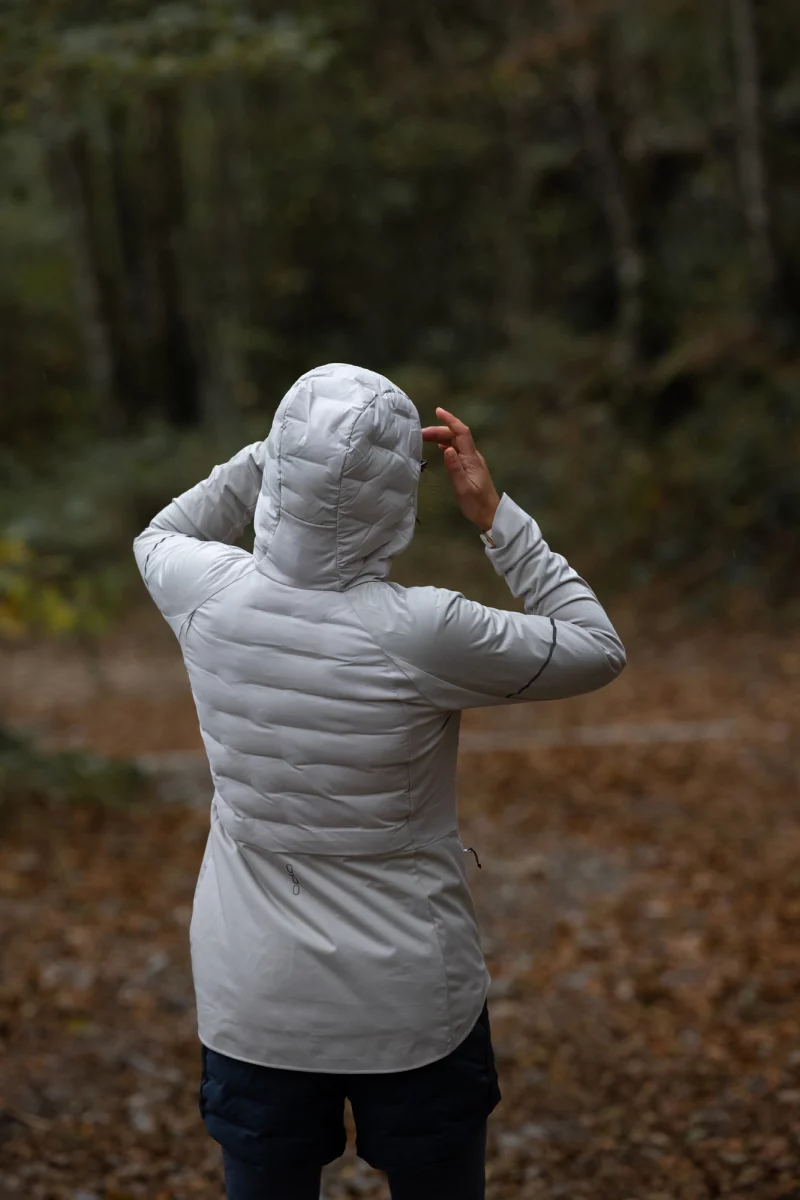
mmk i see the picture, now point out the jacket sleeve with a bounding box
[132,441,265,622]
[365,493,626,709]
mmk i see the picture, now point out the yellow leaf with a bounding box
[0,538,30,565]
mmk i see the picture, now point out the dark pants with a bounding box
[200,1002,501,1189]
[222,1121,487,1199]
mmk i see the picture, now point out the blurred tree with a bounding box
[0,0,799,605]
[728,0,776,307]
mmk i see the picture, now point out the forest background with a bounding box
[1,0,798,640]
[3,7,800,1198]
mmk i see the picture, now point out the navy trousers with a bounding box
[200,1002,501,1185]
[222,1122,487,1199]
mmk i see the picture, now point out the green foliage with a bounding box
[0,536,90,636]
[1,0,799,610]
[0,724,144,824]
[2,5,334,98]
[0,419,258,630]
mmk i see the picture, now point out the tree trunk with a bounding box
[106,99,152,425]
[555,0,644,377]
[150,88,201,427]
[178,78,252,432]
[496,0,537,340]
[728,0,776,303]
[37,97,119,432]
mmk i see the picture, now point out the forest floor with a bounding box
[1,609,800,1199]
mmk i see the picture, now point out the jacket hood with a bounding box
[253,363,422,590]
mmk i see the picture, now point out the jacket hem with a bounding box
[196,977,491,1076]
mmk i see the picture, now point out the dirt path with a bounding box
[2,609,796,755]
[1,617,799,1198]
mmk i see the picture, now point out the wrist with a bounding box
[475,495,500,534]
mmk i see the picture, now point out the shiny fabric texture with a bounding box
[133,362,626,1073]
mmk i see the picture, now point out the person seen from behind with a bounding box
[133,364,626,1200]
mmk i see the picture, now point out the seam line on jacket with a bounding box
[351,593,544,710]
[335,391,379,590]
[260,406,290,564]
[341,592,415,830]
[409,844,454,1050]
[211,817,460,859]
[141,533,171,580]
[505,617,557,698]
[343,593,433,709]
[177,564,258,643]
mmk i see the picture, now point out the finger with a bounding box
[443,447,475,499]
[434,407,476,453]
[443,446,464,476]
[421,425,453,443]
[434,407,470,435]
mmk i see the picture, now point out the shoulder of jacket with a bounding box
[168,538,252,578]
[147,538,253,616]
[350,579,465,609]
[348,581,468,647]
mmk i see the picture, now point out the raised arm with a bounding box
[133,441,266,624]
[142,440,266,544]
[355,409,625,709]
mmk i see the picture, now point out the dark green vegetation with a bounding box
[0,724,144,822]
[1,0,799,626]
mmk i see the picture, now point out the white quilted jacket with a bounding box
[134,363,626,1073]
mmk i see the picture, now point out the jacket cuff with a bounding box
[483,494,543,574]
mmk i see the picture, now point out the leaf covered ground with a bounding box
[1,616,799,1198]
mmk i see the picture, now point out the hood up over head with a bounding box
[253,363,422,590]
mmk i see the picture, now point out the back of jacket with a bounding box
[134,363,626,1072]
[183,567,464,858]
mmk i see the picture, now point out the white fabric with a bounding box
[133,362,626,1073]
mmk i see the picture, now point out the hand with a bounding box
[421,407,501,532]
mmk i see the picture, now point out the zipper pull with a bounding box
[463,846,482,869]
[286,864,301,895]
